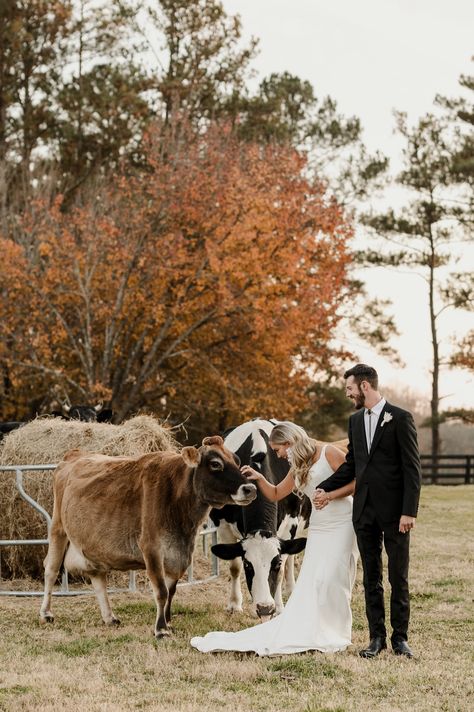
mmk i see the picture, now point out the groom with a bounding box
[314,364,421,658]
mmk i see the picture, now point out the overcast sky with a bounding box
[223,0,474,408]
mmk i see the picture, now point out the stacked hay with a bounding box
[0,415,179,579]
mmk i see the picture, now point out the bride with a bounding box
[191,421,358,656]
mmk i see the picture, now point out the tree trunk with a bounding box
[428,227,440,458]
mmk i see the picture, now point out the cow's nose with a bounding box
[242,484,257,497]
[256,603,275,619]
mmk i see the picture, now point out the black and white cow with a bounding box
[0,421,25,441]
[55,402,114,423]
[210,419,311,620]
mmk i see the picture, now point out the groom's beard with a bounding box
[351,390,365,410]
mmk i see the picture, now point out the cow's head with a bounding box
[62,402,104,422]
[212,531,306,619]
[182,435,256,508]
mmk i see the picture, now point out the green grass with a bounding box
[0,686,32,697]
[52,633,135,658]
[0,485,473,712]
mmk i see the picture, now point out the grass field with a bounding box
[1,486,473,712]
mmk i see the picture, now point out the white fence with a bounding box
[0,464,219,596]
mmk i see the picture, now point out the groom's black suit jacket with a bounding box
[319,402,422,524]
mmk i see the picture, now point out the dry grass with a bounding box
[0,416,178,579]
[0,485,473,712]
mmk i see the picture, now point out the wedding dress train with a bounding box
[191,446,358,656]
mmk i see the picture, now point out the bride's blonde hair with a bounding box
[269,421,318,490]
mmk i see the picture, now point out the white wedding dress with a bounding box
[191,446,358,656]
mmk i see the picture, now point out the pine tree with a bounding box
[436,60,474,411]
[361,111,473,456]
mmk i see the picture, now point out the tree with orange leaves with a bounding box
[0,123,351,437]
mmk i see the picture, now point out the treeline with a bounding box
[0,0,388,439]
[0,1,472,446]
[0,0,386,206]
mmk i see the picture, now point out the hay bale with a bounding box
[0,415,179,579]
[0,414,178,464]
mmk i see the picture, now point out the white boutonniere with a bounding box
[381,412,393,427]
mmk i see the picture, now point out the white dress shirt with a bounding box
[364,398,386,451]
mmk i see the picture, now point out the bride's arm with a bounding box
[317,481,355,505]
[241,466,295,502]
[314,445,355,507]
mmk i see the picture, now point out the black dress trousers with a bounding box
[355,493,410,642]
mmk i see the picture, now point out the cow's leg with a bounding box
[274,563,285,615]
[164,577,178,625]
[89,573,120,625]
[150,576,170,638]
[216,521,243,612]
[39,525,68,623]
[283,553,296,594]
[142,549,170,638]
[286,514,308,595]
[227,557,244,612]
[277,514,300,597]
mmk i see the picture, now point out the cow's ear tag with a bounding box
[181,446,201,467]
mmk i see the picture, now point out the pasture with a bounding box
[0,485,473,712]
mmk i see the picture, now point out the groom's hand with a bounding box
[399,515,416,533]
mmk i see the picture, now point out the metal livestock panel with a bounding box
[0,464,219,596]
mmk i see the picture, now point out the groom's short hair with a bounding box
[344,364,379,390]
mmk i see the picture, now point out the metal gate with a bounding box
[0,464,219,597]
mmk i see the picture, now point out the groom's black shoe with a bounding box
[392,639,413,658]
[359,637,387,658]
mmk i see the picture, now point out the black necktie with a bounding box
[367,409,372,448]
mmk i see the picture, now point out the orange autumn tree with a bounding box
[0,125,351,436]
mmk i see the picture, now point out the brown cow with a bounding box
[39,436,256,638]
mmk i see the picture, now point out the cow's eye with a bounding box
[271,555,281,571]
[209,459,223,471]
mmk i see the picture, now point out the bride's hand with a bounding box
[313,488,330,509]
[241,465,263,481]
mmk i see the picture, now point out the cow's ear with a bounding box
[202,435,224,447]
[252,451,266,464]
[279,537,307,556]
[211,542,244,560]
[181,446,201,467]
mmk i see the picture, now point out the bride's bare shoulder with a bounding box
[324,444,346,470]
